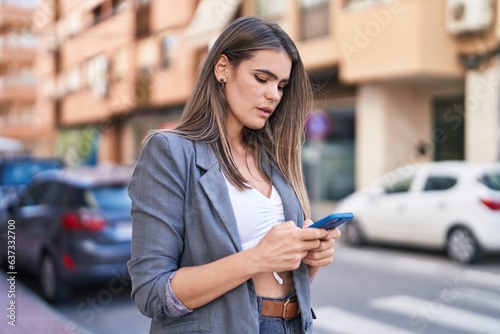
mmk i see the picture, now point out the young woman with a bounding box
[128,16,341,333]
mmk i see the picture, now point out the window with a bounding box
[39,182,64,206]
[21,183,48,206]
[92,5,103,26]
[112,47,129,80]
[424,176,457,191]
[0,0,37,9]
[137,37,158,72]
[256,0,286,20]
[303,106,355,201]
[481,172,500,191]
[299,0,329,40]
[112,0,128,14]
[344,0,393,10]
[21,182,63,206]
[86,55,109,97]
[67,67,81,93]
[383,175,413,194]
[68,12,81,37]
[42,77,55,99]
[85,185,131,210]
[160,35,177,69]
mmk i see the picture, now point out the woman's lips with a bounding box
[257,107,273,118]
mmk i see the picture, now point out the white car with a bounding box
[335,161,500,264]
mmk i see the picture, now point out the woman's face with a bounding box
[222,50,292,136]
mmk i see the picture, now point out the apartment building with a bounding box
[32,0,500,201]
[0,0,53,155]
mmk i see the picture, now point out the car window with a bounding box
[0,161,62,185]
[84,185,131,210]
[21,181,65,206]
[21,183,51,206]
[481,172,500,191]
[383,176,413,194]
[424,176,457,191]
[40,182,65,205]
[68,187,87,208]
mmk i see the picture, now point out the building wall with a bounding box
[465,67,500,161]
[336,0,465,83]
[0,0,55,156]
[29,0,500,197]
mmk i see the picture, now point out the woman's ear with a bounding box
[214,54,230,82]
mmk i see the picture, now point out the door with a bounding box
[407,174,459,246]
[433,97,465,161]
[366,169,416,242]
[14,182,62,272]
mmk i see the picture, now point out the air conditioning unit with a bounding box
[446,0,493,35]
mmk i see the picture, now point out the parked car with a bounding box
[335,161,500,264]
[2,164,133,301]
[0,155,64,205]
[0,156,64,269]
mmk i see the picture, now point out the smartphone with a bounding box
[308,212,354,230]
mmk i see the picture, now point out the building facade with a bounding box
[0,0,53,155]
[26,0,500,200]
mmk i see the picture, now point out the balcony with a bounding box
[0,0,37,30]
[61,7,136,67]
[0,36,37,64]
[0,75,36,101]
[335,0,469,83]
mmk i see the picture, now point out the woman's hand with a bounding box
[251,221,328,273]
[302,219,341,268]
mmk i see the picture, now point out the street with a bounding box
[312,243,500,334]
[16,241,500,334]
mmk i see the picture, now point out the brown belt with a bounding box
[261,297,300,320]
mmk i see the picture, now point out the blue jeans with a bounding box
[257,294,302,334]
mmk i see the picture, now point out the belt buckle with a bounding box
[282,297,299,320]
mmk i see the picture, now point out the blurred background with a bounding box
[0,1,500,334]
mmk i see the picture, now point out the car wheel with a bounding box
[446,227,483,264]
[40,254,70,302]
[344,220,367,246]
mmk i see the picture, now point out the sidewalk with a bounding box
[0,270,93,334]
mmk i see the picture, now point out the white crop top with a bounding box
[223,176,285,251]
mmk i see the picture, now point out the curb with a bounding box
[0,270,93,334]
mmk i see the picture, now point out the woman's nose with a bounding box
[265,85,281,102]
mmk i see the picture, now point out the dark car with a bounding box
[0,156,64,210]
[4,164,133,301]
[0,156,64,266]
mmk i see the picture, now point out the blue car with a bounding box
[4,164,133,301]
[0,156,64,265]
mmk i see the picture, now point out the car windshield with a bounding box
[481,172,500,191]
[85,185,131,210]
[1,161,62,185]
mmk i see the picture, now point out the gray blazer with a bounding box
[127,132,314,333]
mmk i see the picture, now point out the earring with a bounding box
[220,79,225,88]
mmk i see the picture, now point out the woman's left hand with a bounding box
[301,219,341,268]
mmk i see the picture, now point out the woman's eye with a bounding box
[255,76,266,83]
[278,85,287,92]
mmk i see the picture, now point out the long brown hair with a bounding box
[148,16,313,218]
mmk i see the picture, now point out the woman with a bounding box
[128,16,341,333]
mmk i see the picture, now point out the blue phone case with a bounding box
[308,212,354,230]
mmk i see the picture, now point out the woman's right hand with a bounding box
[251,221,328,273]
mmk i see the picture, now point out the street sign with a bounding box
[305,110,331,140]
